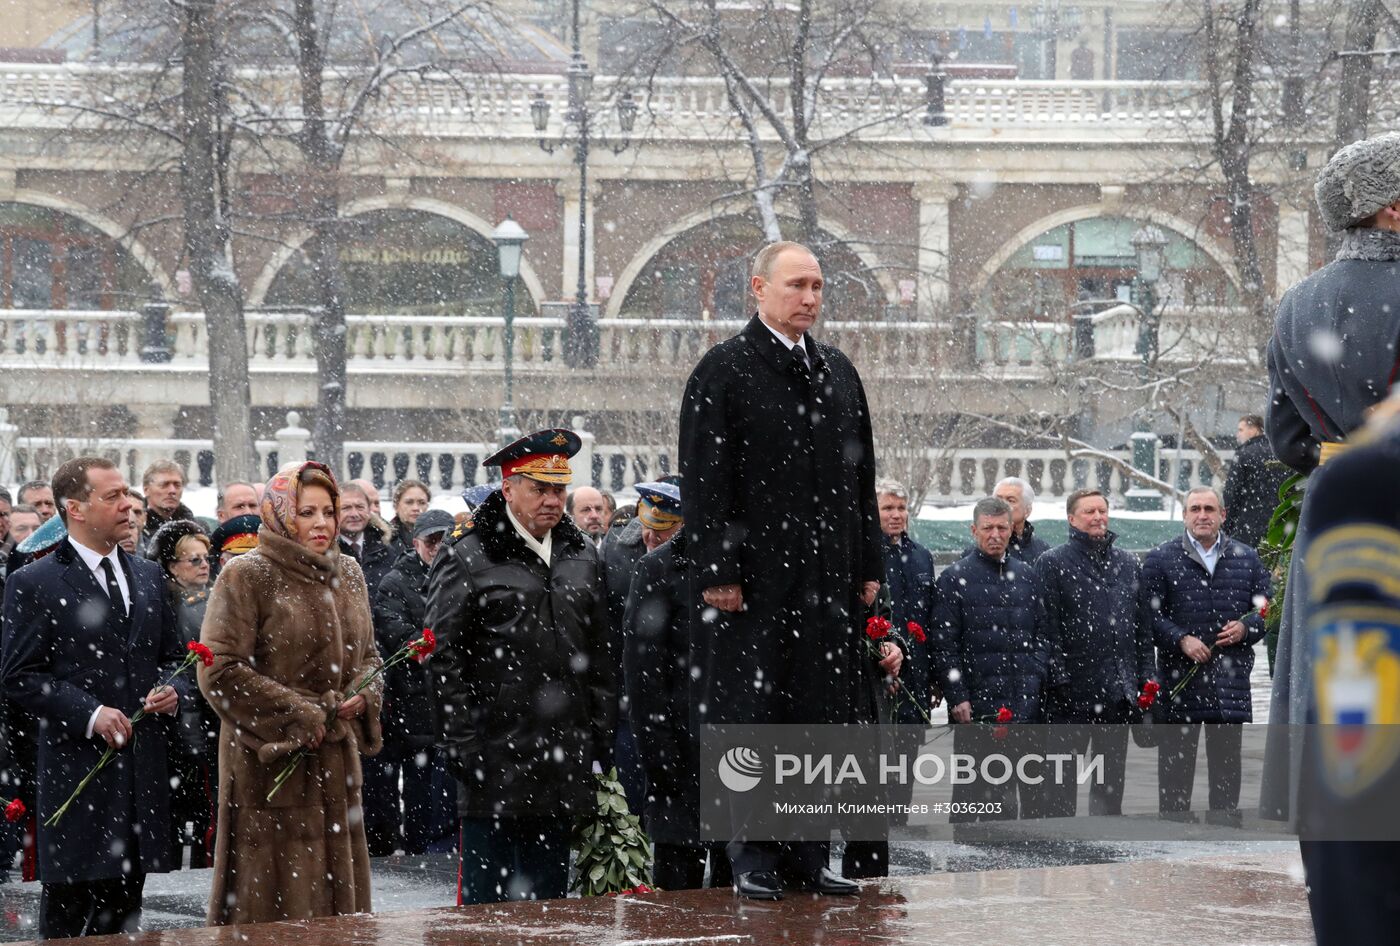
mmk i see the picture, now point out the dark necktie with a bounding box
[794,342,811,376]
[100,557,128,620]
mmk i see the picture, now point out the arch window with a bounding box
[0,203,153,310]
[618,215,881,321]
[264,209,505,315]
[983,216,1235,320]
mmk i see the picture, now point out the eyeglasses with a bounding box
[176,555,214,566]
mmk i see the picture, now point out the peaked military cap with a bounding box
[634,479,682,530]
[484,428,582,484]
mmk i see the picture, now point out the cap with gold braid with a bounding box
[484,428,582,484]
[635,480,683,530]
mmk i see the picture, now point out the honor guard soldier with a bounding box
[426,428,615,905]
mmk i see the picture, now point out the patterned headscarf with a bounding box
[261,461,340,541]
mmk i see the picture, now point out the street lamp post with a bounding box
[1029,1,1083,78]
[491,216,529,444]
[1125,222,1170,511]
[529,0,637,368]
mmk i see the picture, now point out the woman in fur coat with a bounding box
[197,461,383,925]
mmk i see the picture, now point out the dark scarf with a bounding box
[1335,227,1400,262]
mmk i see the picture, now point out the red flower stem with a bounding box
[44,652,202,827]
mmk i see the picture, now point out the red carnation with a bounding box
[1143,680,1161,695]
[187,641,214,667]
[1259,602,1269,620]
[1137,692,1155,709]
[995,706,1013,723]
[864,616,892,640]
[907,621,927,644]
[3,798,24,823]
[410,628,437,661]
[992,725,1009,741]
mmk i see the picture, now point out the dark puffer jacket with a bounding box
[882,533,938,724]
[373,549,435,750]
[1142,534,1272,723]
[622,532,698,844]
[1035,528,1155,722]
[425,489,615,818]
[932,549,1054,723]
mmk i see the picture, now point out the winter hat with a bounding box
[1315,132,1400,232]
[151,519,209,575]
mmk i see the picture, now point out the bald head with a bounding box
[568,485,608,539]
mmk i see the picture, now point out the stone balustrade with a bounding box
[0,63,1300,140]
[8,426,1233,508]
[0,306,1251,382]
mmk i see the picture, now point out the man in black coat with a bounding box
[1223,414,1289,549]
[426,429,614,905]
[995,477,1051,563]
[338,482,395,595]
[602,477,676,816]
[678,241,895,900]
[1143,486,1270,814]
[1036,488,1155,817]
[933,497,1055,822]
[1,457,187,938]
[875,480,937,832]
[365,509,457,857]
[622,481,731,891]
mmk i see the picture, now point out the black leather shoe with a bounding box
[794,867,859,895]
[734,870,784,900]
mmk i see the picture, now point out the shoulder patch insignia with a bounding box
[1311,604,1400,798]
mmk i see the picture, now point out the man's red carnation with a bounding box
[1259,602,1269,620]
[864,616,891,640]
[995,706,1013,723]
[1137,692,1154,709]
[1143,680,1161,695]
[187,641,214,667]
[907,621,927,644]
[4,798,25,823]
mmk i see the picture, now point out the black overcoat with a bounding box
[622,532,699,844]
[424,490,616,818]
[0,540,186,883]
[678,315,883,725]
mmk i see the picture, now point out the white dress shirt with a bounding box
[505,502,552,566]
[1189,533,1222,577]
[67,536,132,738]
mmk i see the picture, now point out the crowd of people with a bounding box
[0,240,1314,939]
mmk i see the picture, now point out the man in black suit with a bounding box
[1,457,186,938]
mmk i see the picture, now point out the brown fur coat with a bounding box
[197,528,383,926]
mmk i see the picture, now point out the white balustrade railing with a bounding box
[9,429,1234,509]
[0,306,1258,379]
[915,445,1235,506]
[0,63,1261,139]
[1088,304,1259,364]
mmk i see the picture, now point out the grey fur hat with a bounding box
[1315,132,1400,232]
